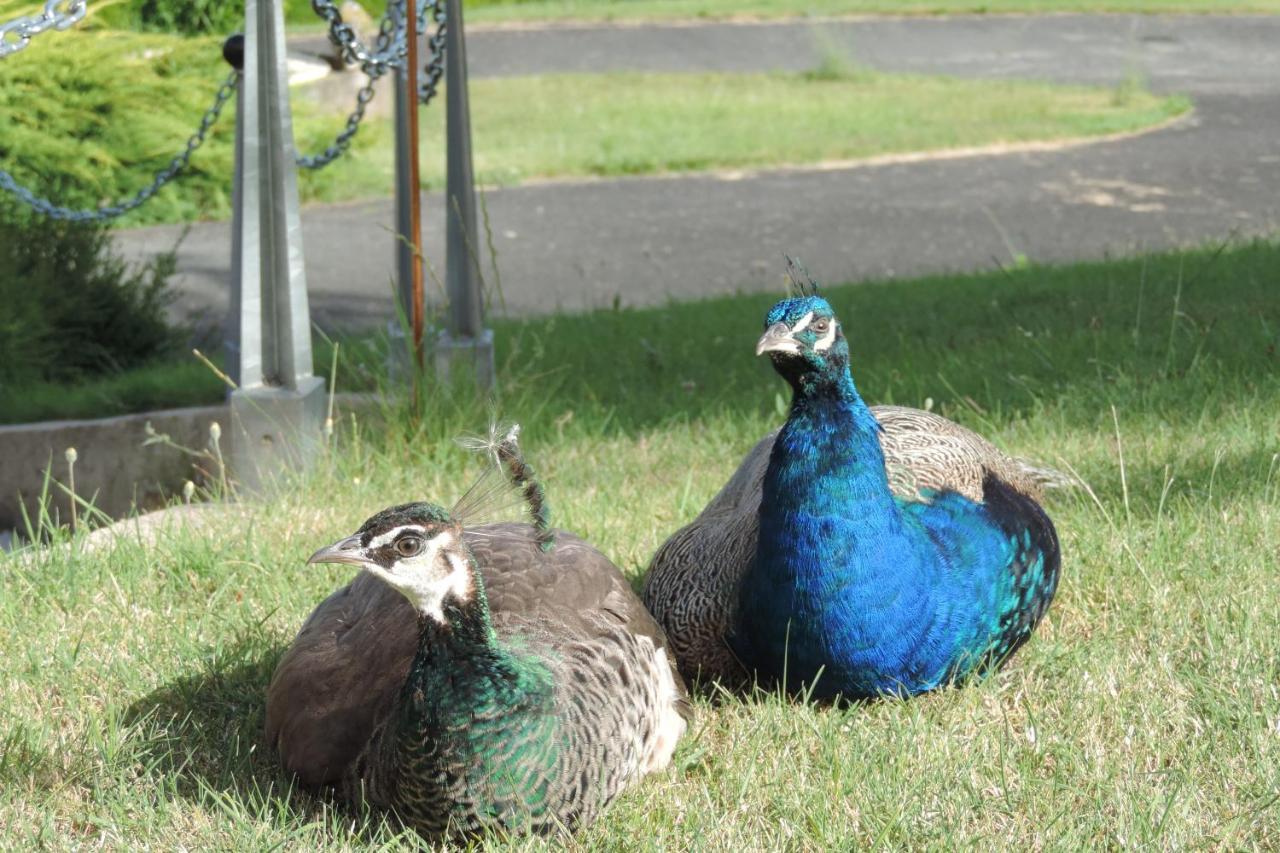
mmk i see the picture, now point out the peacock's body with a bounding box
[644,291,1061,698]
[267,434,688,839]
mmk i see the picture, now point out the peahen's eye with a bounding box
[395,536,423,558]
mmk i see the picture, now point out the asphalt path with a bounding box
[114,15,1280,330]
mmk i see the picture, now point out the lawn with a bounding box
[466,0,1280,24]
[2,239,1277,847]
[0,29,1185,226]
[468,0,1280,23]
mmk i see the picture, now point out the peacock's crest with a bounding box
[783,254,821,298]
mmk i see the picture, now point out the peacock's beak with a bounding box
[756,322,800,357]
[307,534,366,567]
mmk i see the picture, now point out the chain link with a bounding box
[296,77,378,169]
[0,0,86,59]
[418,0,446,105]
[2,0,450,209]
[0,71,240,221]
[310,0,410,80]
[297,0,448,170]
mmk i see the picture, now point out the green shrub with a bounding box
[0,30,237,225]
[88,0,319,35]
[0,198,183,387]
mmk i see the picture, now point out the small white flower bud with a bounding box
[182,481,196,503]
[209,422,222,442]
[65,447,78,464]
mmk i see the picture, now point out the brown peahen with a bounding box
[266,427,689,840]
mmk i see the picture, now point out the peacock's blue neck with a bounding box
[733,365,937,697]
[767,369,904,543]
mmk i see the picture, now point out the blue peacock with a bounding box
[645,270,1061,700]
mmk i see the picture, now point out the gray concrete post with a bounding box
[227,0,326,491]
[437,0,495,389]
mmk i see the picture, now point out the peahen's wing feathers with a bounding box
[267,524,682,788]
[643,405,1066,683]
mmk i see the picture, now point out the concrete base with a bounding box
[0,404,227,531]
[434,329,496,391]
[228,375,327,493]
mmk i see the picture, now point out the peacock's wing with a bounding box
[266,525,686,788]
[641,432,774,685]
[642,405,1061,684]
[872,405,1050,502]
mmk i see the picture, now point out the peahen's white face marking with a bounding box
[312,525,473,624]
[372,528,473,623]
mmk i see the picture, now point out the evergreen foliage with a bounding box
[0,199,181,388]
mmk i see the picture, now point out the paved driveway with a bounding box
[114,14,1280,330]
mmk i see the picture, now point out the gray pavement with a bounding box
[115,15,1280,331]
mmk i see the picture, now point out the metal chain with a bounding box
[0,71,240,221]
[0,0,86,59]
[296,76,378,169]
[418,0,446,105]
[3,0,449,204]
[310,0,411,80]
[297,0,448,170]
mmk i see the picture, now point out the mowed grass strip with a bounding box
[0,28,1187,225]
[2,240,1277,847]
[467,0,1280,24]
[350,71,1188,189]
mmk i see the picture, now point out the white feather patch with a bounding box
[366,529,473,623]
[813,319,839,352]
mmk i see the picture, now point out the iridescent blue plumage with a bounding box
[729,295,1060,700]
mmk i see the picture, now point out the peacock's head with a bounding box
[308,502,475,623]
[756,295,850,387]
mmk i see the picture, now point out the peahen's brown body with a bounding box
[268,521,689,838]
[642,405,1066,686]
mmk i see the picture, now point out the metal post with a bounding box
[227,0,326,491]
[390,2,418,377]
[224,34,245,386]
[404,1,427,377]
[437,0,494,389]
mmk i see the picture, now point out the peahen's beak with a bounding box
[307,534,366,567]
[756,322,800,356]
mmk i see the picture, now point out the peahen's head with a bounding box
[756,295,851,393]
[309,502,475,624]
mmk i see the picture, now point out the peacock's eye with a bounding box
[811,319,830,334]
[395,536,423,558]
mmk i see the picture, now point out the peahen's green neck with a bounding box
[392,565,560,810]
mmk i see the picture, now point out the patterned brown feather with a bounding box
[267,523,688,791]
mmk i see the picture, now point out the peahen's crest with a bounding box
[455,422,556,551]
[783,254,821,298]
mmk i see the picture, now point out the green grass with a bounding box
[374,72,1188,189]
[2,239,1278,846]
[0,29,1186,226]
[0,361,225,425]
[0,336,372,425]
[465,0,1280,24]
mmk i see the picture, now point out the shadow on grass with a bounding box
[120,634,397,843]
[476,240,1278,481]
